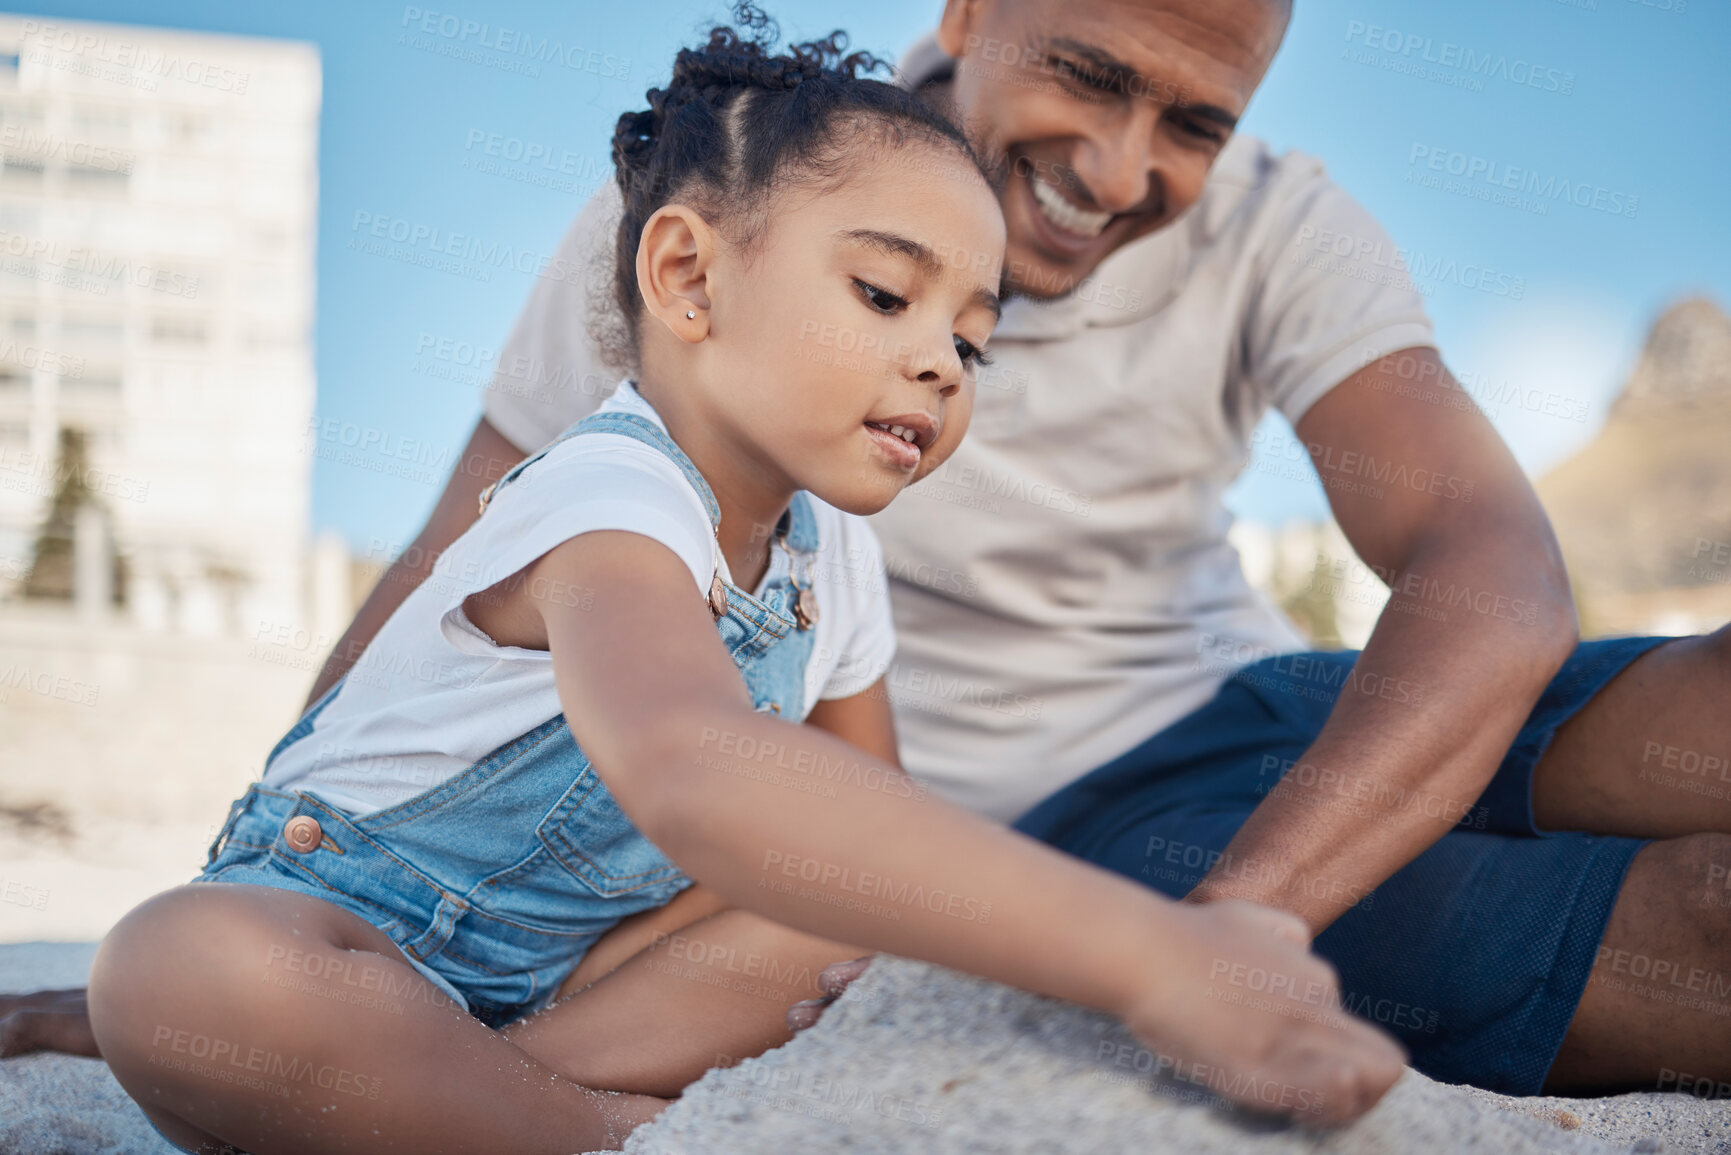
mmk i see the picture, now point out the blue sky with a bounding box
[29,0,1731,544]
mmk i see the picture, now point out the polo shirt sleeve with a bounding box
[1243,166,1437,426]
[481,181,628,454]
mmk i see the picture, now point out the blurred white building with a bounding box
[0,15,319,635]
[0,20,328,941]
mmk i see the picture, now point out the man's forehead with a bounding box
[1004,0,1288,86]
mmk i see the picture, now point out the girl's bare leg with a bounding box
[88,883,668,1155]
[506,907,863,1098]
[556,883,734,998]
[0,885,738,1064]
[0,882,829,1083]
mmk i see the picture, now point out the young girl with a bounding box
[86,13,1402,1153]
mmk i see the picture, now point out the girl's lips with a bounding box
[864,422,920,470]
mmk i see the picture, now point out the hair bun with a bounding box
[769,56,822,90]
[612,107,660,175]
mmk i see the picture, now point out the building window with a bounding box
[1,155,43,182]
[149,314,208,344]
[58,372,122,402]
[70,103,129,132]
[65,164,130,196]
[60,314,125,352]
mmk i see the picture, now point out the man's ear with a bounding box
[635,204,715,344]
[936,0,987,60]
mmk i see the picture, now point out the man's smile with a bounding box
[1028,170,1113,238]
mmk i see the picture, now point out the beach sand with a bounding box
[6,943,1728,1154]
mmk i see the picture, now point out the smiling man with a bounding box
[11,0,1731,1105]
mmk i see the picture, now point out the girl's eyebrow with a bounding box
[836,228,1003,320]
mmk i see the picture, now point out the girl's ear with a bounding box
[636,205,716,344]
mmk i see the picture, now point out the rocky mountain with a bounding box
[1537,297,1731,613]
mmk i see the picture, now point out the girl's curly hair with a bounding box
[601,3,993,363]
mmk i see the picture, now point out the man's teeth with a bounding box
[1029,174,1111,238]
[868,421,919,444]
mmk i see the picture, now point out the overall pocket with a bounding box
[534,764,688,899]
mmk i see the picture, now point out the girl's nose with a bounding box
[907,338,963,397]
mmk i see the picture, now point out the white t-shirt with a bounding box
[265,382,897,816]
[480,38,1436,822]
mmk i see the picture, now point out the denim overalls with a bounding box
[200,410,820,1027]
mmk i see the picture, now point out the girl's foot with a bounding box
[786,956,873,1032]
[0,988,100,1058]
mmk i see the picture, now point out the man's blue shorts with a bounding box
[1012,636,1671,1095]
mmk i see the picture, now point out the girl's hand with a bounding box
[787,912,1400,1126]
[1119,900,1406,1126]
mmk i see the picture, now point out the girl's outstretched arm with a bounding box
[522,530,1407,1125]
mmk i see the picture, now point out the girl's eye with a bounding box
[953,335,992,368]
[853,279,907,314]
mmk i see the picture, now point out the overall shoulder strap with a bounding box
[567,412,721,529]
[476,410,721,533]
[782,491,821,555]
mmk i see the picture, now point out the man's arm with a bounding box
[1190,347,1578,933]
[304,416,523,707]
